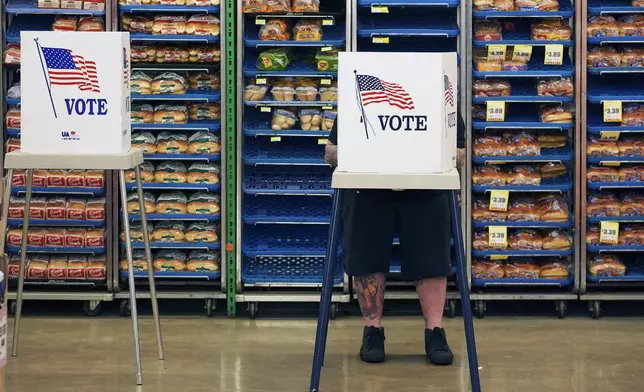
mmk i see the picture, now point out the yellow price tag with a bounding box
[322,105,333,110]
[512,45,532,62]
[489,190,509,212]
[255,77,267,85]
[371,5,389,13]
[486,101,505,122]
[487,44,506,62]
[488,226,508,249]
[603,101,622,123]
[490,255,509,260]
[322,19,334,26]
[544,44,564,65]
[320,78,332,85]
[318,138,328,145]
[255,18,266,25]
[600,221,619,244]
[601,161,621,167]
[270,136,281,142]
[260,107,271,113]
[600,131,620,141]
[372,36,390,44]
[320,47,333,52]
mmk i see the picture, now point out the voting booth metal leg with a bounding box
[449,190,481,392]
[0,171,13,317]
[11,169,32,358]
[309,189,343,392]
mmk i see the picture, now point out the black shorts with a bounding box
[341,189,451,280]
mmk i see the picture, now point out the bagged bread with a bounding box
[132,132,158,154]
[47,169,67,187]
[84,0,105,10]
[189,103,221,121]
[65,228,86,247]
[131,72,153,95]
[66,198,87,220]
[85,229,106,247]
[542,229,572,250]
[123,16,153,33]
[152,16,187,35]
[244,85,269,101]
[186,15,220,36]
[153,221,186,242]
[87,255,107,280]
[187,192,220,214]
[157,132,188,154]
[48,256,69,279]
[154,105,188,124]
[131,104,154,124]
[53,16,78,32]
[126,191,157,214]
[7,228,24,246]
[321,110,336,131]
[65,170,85,187]
[259,19,290,41]
[299,109,321,131]
[153,250,187,271]
[121,223,154,242]
[29,197,47,219]
[45,228,66,247]
[86,198,106,221]
[188,132,220,154]
[125,161,155,183]
[119,250,149,272]
[155,161,188,183]
[85,170,105,188]
[28,256,50,280]
[152,72,187,94]
[189,72,220,90]
[187,250,219,272]
[5,137,20,153]
[188,45,221,62]
[472,259,504,279]
[156,46,190,63]
[508,229,543,250]
[272,108,297,130]
[68,255,88,279]
[187,162,220,184]
[589,254,626,276]
[131,45,157,63]
[78,17,104,32]
[293,20,322,41]
[46,197,66,220]
[8,197,25,219]
[185,222,218,242]
[156,192,188,214]
[6,107,21,129]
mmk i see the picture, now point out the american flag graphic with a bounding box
[444,74,454,107]
[356,74,415,110]
[123,47,129,86]
[41,46,100,93]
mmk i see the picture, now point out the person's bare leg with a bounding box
[355,273,386,327]
[415,277,447,329]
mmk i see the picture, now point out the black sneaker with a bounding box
[360,326,386,363]
[425,327,454,365]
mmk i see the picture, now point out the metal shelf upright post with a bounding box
[466,0,581,318]
[1,0,114,316]
[352,0,464,315]
[114,0,226,316]
[235,0,352,318]
[580,0,644,318]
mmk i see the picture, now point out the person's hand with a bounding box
[456,148,465,170]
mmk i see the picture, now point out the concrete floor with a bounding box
[5,316,644,392]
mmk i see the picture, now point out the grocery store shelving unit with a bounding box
[0,2,114,315]
[352,0,466,314]
[235,0,351,318]
[580,0,644,318]
[466,0,582,318]
[114,1,226,316]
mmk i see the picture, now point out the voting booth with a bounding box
[337,52,458,174]
[310,52,480,392]
[20,31,131,154]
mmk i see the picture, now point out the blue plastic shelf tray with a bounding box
[243,117,331,137]
[472,81,574,103]
[132,90,220,102]
[125,183,220,192]
[588,36,644,45]
[244,24,346,47]
[6,15,54,43]
[5,98,19,106]
[472,249,573,257]
[472,219,573,228]
[143,153,220,162]
[243,225,335,256]
[120,4,219,12]
[132,121,220,132]
[120,271,221,280]
[587,77,644,102]
[124,241,220,250]
[243,166,333,195]
[588,244,644,252]
[587,111,644,134]
[472,111,574,130]
[587,215,644,224]
[472,1,574,18]
[7,245,105,254]
[588,66,644,75]
[358,0,459,7]
[472,173,573,192]
[588,0,644,14]
[11,187,104,196]
[244,137,327,165]
[126,213,220,221]
[474,56,574,78]
[473,28,574,47]
[244,97,336,107]
[7,129,19,137]
[242,56,336,77]
[472,147,574,164]
[243,195,331,224]
[7,0,105,14]
[587,156,644,165]
[242,255,343,285]
[357,14,459,37]
[7,219,105,228]
[587,180,644,190]
[472,276,573,287]
[130,33,219,44]
[587,269,644,282]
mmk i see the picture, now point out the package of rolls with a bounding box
[587,191,644,217]
[473,0,559,11]
[119,250,220,272]
[472,162,568,186]
[473,228,573,250]
[125,191,221,215]
[119,0,220,5]
[242,0,320,14]
[7,227,105,248]
[472,194,570,222]
[588,255,626,277]
[121,221,219,243]
[587,165,644,183]
[121,14,220,36]
[131,71,221,95]
[587,224,644,246]
[131,131,221,154]
[473,130,569,157]
[587,15,644,37]
[130,44,221,64]
[472,258,570,280]
[8,254,107,281]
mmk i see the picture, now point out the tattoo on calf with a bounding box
[355,275,385,320]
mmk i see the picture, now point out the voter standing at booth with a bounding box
[324,108,465,365]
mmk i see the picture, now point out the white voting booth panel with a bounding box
[20,31,131,154]
[337,52,458,175]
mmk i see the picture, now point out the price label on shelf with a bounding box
[320,78,332,85]
[600,221,619,244]
[603,101,622,123]
[318,138,328,145]
[255,18,266,25]
[486,101,505,122]
[372,36,390,44]
[600,161,621,167]
[322,105,333,110]
[489,190,509,212]
[371,5,389,13]
[255,78,267,85]
[600,131,620,141]
[512,45,532,62]
[544,44,564,65]
[488,226,508,249]
[320,46,333,52]
[490,255,509,261]
[260,107,271,113]
[322,19,334,26]
[487,44,506,62]
[270,136,281,143]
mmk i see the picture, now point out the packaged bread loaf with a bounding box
[509,229,543,250]
[621,192,644,215]
[321,110,336,131]
[621,47,644,67]
[188,132,221,154]
[244,85,268,101]
[542,229,571,250]
[131,72,152,94]
[155,161,188,183]
[28,256,50,280]
[85,170,105,188]
[48,256,69,280]
[623,104,644,126]
[187,250,219,272]
[131,104,154,124]
[589,254,626,276]
[257,48,290,71]
[131,45,156,63]
[187,0,220,5]
[587,46,620,68]
[46,228,65,246]
[6,107,21,129]
[53,16,78,31]
[87,255,107,280]
[123,15,153,33]
[259,19,290,40]
[537,194,569,222]
[272,108,297,130]
[119,250,148,272]
[537,78,573,97]
[65,228,86,248]
[86,198,106,221]
[472,259,505,279]
[587,16,619,37]
[619,15,644,36]
[188,192,220,214]
[186,15,220,36]
[122,223,154,242]
[125,161,155,183]
[188,45,221,62]
[472,165,506,186]
[153,250,187,271]
[152,16,187,35]
[242,0,265,12]
[587,192,619,217]
[155,46,190,63]
[157,132,188,154]
[540,104,573,123]
[319,86,337,102]
[531,20,572,40]
[126,191,156,214]
[505,259,540,279]
[472,196,507,221]
[188,162,220,184]
[507,132,540,156]
[587,137,619,156]
[7,255,21,278]
[189,72,219,90]
[151,0,186,4]
[32,170,48,187]
[185,222,218,242]
[132,132,157,154]
[156,192,188,214]
[68,255,88,279]
[507,197,540,221]
[85,229,105,247]
[507,165,541,185]
[293,20,323,41]
[618,165,644,181]
[4,44,20,65]
[7,228,24,246]
[618,137,644,156]
[5,137,20,153]
[46,197,66,220]
[78,17,104,32]
[472,80,511,97]
[474,21,502,41]
[6,83,20,100]
[65,170,85,187]
[38,0,60,8]
[587,166,619,183]
[153,221,186,242]
[189,103,221,120]
[316,49,338,72]
[84,0,105,10]
[473,0,514,11]
[473,134,508,156]
[152,72,187,94]
[47,169,66,187]
[295,85,318,102]
[154,105,188,124]
[8,197,25,219]
[299,109,321,131]
[472,230,493,250]
[29,197,47,220]
[66,198,86,220]
[292,0,318,12]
